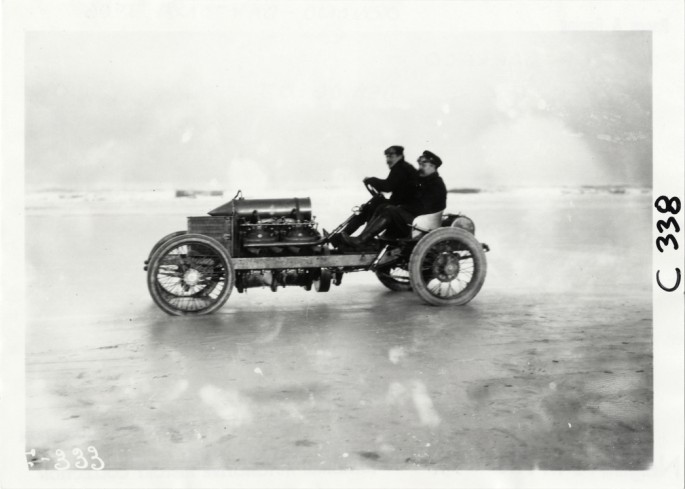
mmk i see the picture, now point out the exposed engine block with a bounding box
[240,216,322,255]
[202,195,327,292]
[207,196,323,256]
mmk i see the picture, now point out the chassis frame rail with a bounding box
[231,254,377,270]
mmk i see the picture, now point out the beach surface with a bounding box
[24,188,653,470]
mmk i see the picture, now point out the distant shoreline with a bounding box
[24,185,652,207]
[448,185,649,195]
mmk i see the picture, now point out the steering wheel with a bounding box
[364,180,381,197]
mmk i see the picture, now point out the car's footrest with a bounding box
[377,236,415,245]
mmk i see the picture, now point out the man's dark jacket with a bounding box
[400,172,447,217]
[365,160,419,205]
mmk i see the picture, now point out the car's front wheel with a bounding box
[147,234,234,315]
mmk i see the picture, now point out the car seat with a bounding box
[411,210,444,238]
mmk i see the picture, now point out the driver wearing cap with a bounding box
[364,146,420,206]
[339,146,419,240]
[341,150,447,248]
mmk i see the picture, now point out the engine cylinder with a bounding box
[209,197,312,220]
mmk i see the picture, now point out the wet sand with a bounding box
[25,191,653,470]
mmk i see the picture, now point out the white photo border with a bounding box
[2,1,683,488]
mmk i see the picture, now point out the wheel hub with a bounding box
[183,268,202,286]
[433,252,460,282]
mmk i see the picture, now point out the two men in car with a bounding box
[340,146,447,248]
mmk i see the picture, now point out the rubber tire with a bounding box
[375,267,412,292]
[147,233,234,316]
[314,269,332,292]
[303,273,314,291]
[147,230,187,262]
[408,227,487,306]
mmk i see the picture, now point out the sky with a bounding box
[25,26,651,193]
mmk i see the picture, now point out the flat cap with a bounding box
[384,145,404,156]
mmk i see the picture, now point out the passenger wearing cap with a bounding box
[341,150,447,248]
[340,145,419,239]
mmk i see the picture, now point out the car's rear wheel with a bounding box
[375,265,412,291]
[147,234,234,315]
[408,227,486,306]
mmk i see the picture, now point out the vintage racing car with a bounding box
[144,185,489,315]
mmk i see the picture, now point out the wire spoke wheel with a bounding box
[375,265,412,291]
[145,230,187,264]
[147,234,234,315]
[409,228,486,306]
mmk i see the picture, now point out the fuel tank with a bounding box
[208,197,312,220]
